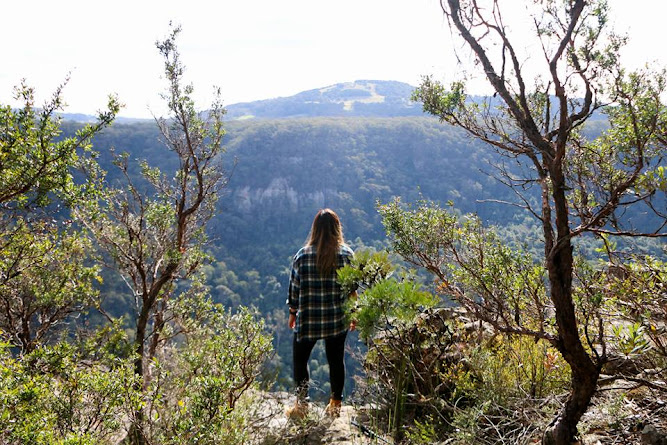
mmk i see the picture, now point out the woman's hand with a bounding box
[288,312,296,330]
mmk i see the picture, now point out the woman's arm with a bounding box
[288,254,300,330]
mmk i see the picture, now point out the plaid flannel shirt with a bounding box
[288,244,354,341]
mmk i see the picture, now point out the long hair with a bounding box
[306,208,345,275]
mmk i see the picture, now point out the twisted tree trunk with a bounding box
[542,171,600,444]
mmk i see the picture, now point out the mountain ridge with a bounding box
[58,80,425,122]
[58,79,610,123]
[225,79,425,120]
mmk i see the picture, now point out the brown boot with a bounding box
[286,400,309,420]
[324,398,342,418]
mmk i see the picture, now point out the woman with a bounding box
[286,208,355,419]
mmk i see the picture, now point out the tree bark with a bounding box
[543,169,600,444]
[544,364,599,444]
[129,300,150,445]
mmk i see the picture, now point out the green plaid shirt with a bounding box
[288,244,354,341]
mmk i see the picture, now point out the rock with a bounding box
[642,424,667,445]
[579,433,604,444]
[247,391,376,444]
[321,406,359,444]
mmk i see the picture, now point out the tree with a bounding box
[408,0,666,443]
[0,79,118,209]
[0,80,119,352]
[73,25,228,443]
[0,219,99,353]
[0,80,138,445]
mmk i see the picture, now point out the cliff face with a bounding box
[232,178,332,214]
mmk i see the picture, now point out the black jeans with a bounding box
[293,331,347,401]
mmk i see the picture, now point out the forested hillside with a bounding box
[82,117,515,304]
[71,115,520,388]
[224,80,425,119]
[7,83,665,442]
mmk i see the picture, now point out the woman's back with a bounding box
[289,243,354,341]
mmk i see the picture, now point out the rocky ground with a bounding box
[576,379,667,445]
[244,387,667,445]
[246,392,380,445]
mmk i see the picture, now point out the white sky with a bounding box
[1,0,664,118]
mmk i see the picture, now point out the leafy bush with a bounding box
[340,249,571,443]
[0,340,138,445]
[0,305,274,445]
[142,306,274,444]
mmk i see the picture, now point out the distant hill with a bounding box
[57,80,424,122]
[57,113,150,124]
[60,79,609,123]
[225,80,425,120]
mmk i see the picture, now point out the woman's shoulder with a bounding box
[294,245,315,259]
[339,244,354,256]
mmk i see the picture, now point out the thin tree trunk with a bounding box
[129,302,150,445]
[20,316,32,353]
[543,172,600,444]
[134,303,150,386]
[544,364,599,444]
[148,307,164,360]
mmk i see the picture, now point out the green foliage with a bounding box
[404,416,439,444]
[441,335,570,443]
[0,304,274,445]
[0,218,100,352]
[0,79,118,208]
[378,197,459,268]
[337,248,394,294]
[469,336,570,403]
[379,198,553,338]
[0,340,139,445]
[412,76,466,123]
[605,256,667,367]
[144,306,273,445]
[392,331,570,444]
[611,322,651,358]
[348,290,570,444]
[0,80,116,355]
[338,250,442,441]
[639,165,667,192]
[353,278,438,343]
[338,249,437,342]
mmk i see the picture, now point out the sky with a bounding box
[2,0,664,118]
